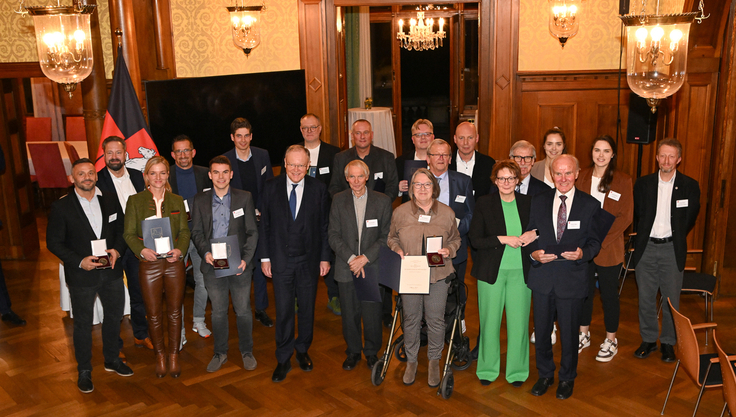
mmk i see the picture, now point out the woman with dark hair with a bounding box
[531,127,567,187]
[469,160,537,387]
[576,135,633,362]
[123,156,190,377]
[387,168,461,387]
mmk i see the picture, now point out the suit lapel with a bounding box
[227,191,241,236]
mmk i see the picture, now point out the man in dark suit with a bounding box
[0,144,25,326]
[509,140,550,197]
[260,145,331,382]
[427,139,475,312]
[191,156,259,373]
[450,122,496,199]
[523,154,604,400]
[95,136,151,354]
[223,117,275,328]
[47,158,133,393]
[328,160,392,371]
[395,118,433,203]
[169,135,213,342]
[632,138,700,363]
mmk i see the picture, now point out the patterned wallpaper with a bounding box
[171,0,300,78]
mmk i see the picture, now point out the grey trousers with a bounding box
[185,241,208,322]
[337,281,382,356]
[401,279,450,362]
[635,241,683,345]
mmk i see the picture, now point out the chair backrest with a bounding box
[669,298,703,386]
[26,117,52,142]
[64,142,81,164]
[28,143,70,188]
[714,331,736,414]
[65,116,86,142]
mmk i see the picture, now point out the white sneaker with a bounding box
[193,321,212,338]
[179,330,187,351]
[551,324,558,345]
[578,331,591,353]
[596,338,618,362]
[530,330,536,344]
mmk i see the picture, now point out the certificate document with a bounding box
[399,255,430,294]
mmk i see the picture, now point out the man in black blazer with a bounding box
[47,158,133,393]
[395,118,433,203]
[96,136,150,353]
[632,138,700,362]
[259,145,331,382]
[328,160,393,371]
[509,140,550,197]
[223,117,275,328]
[169,135,214,342]
[0,144,25,326]
[450,122,496,199]
[523,154,605,400]
[191,156,259,373]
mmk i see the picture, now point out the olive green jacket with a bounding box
[123,189,190,259]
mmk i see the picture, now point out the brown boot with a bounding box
[428,359,440,387]
[155,353,167,378]
[169,353,181,378]
[403,361,417,385]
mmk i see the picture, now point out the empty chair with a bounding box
[25,117,52,142]
[713,331,736,417]
[63,142,81,164]
[27,143,70,188]
[65,116,86,142]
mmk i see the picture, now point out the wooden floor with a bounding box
[1,212,734,416]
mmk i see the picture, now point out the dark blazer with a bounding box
[190,188,259,278]
[169,165,212,197]
[328,189,393,283]
[449,150,496,199]
[47,190,127,288]
[443,170,475,265]
[523,187,604,298]
[469,192,531,284]
[96,167,146,197]
[281,141,341,188]
[329,145,399,200]
[258,175,331,275]
[223,147,273,205]
[395,152,428,203]
[633,170,700,271]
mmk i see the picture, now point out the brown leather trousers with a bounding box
[138,258,185,356]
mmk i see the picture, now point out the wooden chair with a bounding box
[63,142,81,164]
[662,298,723,417]
[25,117,52,142]
[713,331,736,417]
[65,116,86,141]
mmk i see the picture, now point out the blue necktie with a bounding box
[289,183,298,220]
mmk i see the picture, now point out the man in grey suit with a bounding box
[190,156,260,373]
[328,160,392,371]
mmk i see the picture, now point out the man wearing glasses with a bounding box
[395,119,434,203]
[508,140,550,197]
[223,117,275,328]
[450,122,496,199]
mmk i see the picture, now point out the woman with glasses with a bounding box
[468,160,537,387]
[123,156,190,378]
[531,127,567,187]
[387,168,461,387]
[576,135,633,362]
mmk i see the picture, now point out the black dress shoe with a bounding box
[470,344,479,362]
[104,359,134,376]
[383,314,393,329]
[366,355,378,369]
[2,311,26,326]
[556,380,574,400]
[511,381,524,388]
[634,342,658,359]
[342,353,361,370]
[255,310,273,327]
[295,351,313,371]
[531,377,554,396]
[77,370,94,393]
[480,379,492,386]
[661,343,676,362]
[272,361,291,382]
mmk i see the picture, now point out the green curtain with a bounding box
[344,7,361,109]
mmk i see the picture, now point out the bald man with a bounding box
[449,122,496,199]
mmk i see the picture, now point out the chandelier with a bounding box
[227,1,265,57]
[620,0,708,113]
[22,1,96,98]
[396,6,446,51]
[548,0,582,48]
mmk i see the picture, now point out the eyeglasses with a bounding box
[496,176,518,184]
[428,153,450,159]
[286,163,308,169]
[300,125,320,132]
[173,149,192,155]
[412,132,433,138]
[511,155,534,163]
[412,182,433,189]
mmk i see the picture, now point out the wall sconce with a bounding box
[24,3,96,98]
[548,0,582,48]
[227,1,265,57]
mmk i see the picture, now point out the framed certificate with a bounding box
[399,256,430,294]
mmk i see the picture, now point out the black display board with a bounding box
[145,69,307,168]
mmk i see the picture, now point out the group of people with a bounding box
[44,114,700,401]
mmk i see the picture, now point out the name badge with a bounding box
[261,166,267,175]
[366,219,378,228]
[203,188,211,192]
[455,195,466,203]
[374,172,383,180]
[676,199,689,208]
[418,215,431,223]
[233,208,244,218]
[183,200,190,213]
[319,167,330,175]
[608,191,621,201]
[109,213,117,223]
[568,220,581,229]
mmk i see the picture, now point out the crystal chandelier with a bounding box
[22,1,96,98]
[396,6,446,51]
[548,0,582,48]
[227,1,265,57]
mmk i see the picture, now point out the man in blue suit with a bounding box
[223,117,275,328]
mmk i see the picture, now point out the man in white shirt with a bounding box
[450,122,496,199]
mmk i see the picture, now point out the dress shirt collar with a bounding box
[74,186,103,202]
[410,198,439,216]
[235,148,252,162]
[658,169,677,185]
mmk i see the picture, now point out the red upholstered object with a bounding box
[28,143,70,188]
[26,117,52,142]
[64,142,81,164]
[65,117,86,141]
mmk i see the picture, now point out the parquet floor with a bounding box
[0,212,734,416]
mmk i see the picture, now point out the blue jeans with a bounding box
[186,241,208,323]
[204,270,254,355]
